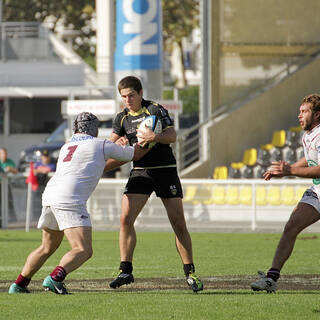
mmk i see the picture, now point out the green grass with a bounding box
[1,230,320,319]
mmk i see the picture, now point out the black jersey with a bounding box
[112,99,176,168]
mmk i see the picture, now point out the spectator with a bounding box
[0,148,18,174]
[34,149,56,174]
[34,150,56,186]
[0,147,17,223]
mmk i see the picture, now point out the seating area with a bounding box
[212,126,304,179]
[183,184,306,206]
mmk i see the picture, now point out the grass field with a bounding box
[1,230,320,319]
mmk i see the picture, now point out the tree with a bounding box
[3,0,199,76]
[2,0,95,66]
[162,0,199,87]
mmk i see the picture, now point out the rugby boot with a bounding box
[186,273,204,293]
[8,283,30,294]
[250,271,277,293]
[43,275,68,294]
[109,271,134,289]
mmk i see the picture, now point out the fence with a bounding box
[1,175,315,232]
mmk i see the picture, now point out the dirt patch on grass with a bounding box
[1,274,320,293]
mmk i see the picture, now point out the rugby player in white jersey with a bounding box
[251,93,320,293]
[8,112,148,294]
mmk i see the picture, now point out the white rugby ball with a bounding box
[137,115,162,148]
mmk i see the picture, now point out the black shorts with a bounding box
[124,167,183,198]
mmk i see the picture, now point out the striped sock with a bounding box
[267,268,280,282]
[15,274,31,288]
[50,266,67,282]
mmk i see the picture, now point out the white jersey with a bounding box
[302,124,320,198]
[42,134,134,206]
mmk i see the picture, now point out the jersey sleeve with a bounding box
[315,136,320,164]
[112,112,126,136]
[152,104,174,131]
[103,140,134,162]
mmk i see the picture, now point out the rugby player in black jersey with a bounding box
[105,76,203,292]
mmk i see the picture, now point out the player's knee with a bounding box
[80,246,93,260]
[39,244,57,256]
[120,214,134,227]
[283,219,301,236]
[172,219,188,235]
[85,247,93,260]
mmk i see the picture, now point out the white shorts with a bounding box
[299,189,320,213]
[37,205,92,231]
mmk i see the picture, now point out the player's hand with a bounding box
[263,161,291,180]
[115,136,129,146]
[137,125,156,147]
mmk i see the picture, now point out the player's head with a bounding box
[118,76,142,94]
[299,94,320,131]
[0,147,8,162]
[73,112,99,137]
[118,76,143,112]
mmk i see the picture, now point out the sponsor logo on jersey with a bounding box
[132,118,145,123]
[307,160,320,185]
[170,185,177,196]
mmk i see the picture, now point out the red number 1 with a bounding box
[63,145,78,162]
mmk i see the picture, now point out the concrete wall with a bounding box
[0,61,84,86]
[182,57,320,178]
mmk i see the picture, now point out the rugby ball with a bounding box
[137,115,162,148]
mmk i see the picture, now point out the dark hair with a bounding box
[302,94,320,113]
[73,112,99,137]
[118,76,142,94]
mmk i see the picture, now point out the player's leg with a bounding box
[109,193,149,288]
[161,197,203,292]
[162,197,193,263]
[271,202,319,270]
[42,205,93,294]
[9,228,63,294]
[60,226,93,272]
[251,201,320,292]
[43,226,92,294]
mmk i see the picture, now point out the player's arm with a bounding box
[104,135,149,172]
[263,157,320,180]
[137,125,176,146]
[104,132,128,172]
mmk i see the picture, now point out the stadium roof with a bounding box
[0,86,115,98]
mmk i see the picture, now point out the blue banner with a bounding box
[115,0,162,71]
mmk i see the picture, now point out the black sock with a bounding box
[184,263,195,277]
[267,268,280,282]
[120,261,133,274]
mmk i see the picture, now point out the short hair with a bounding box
[73,112,99,137]
[302,94,320,113]
[118,76,142,93]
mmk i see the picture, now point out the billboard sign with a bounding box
[115,0,162,71]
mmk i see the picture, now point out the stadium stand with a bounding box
[213,166,228,179]
[183,185,198,203]
[239,186,252,205]
[267,186,281,206]
[209,186,226,205]
[225,186,240,205]
[256,186,268,206]
[281,186,296,206]
[228,162,243,179]
[213,125,304,179]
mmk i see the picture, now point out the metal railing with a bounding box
[1,174,316,232]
